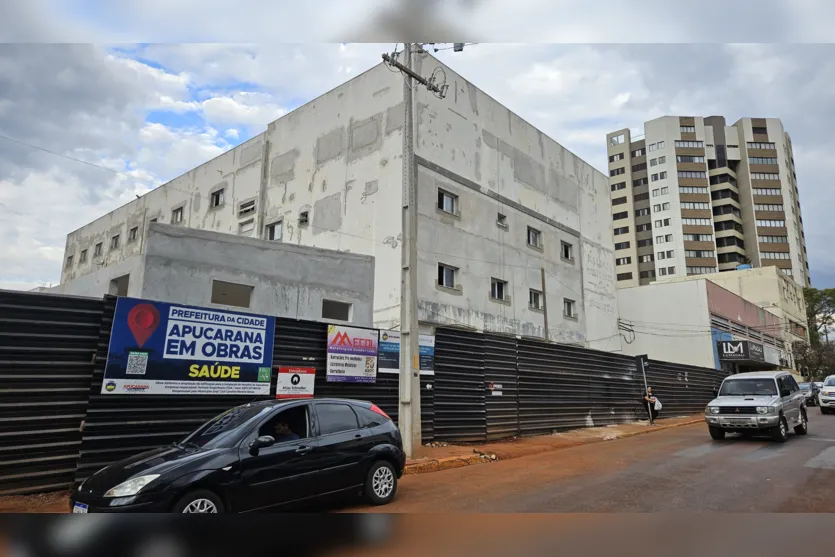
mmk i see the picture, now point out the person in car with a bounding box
[272,421,300,443]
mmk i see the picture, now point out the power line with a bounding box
[0,132,123,175]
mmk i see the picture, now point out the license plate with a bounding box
[727,418,750,424]
[72,502,88,514]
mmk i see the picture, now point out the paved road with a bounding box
[346,411,835,512]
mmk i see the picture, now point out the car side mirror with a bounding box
[249,435,275,455]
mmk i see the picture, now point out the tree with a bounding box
[793,340,835,381]
[803,287,835,346]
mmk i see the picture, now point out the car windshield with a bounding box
[180,403,273,449]
[825,378,835,387]
[718,378,778,397]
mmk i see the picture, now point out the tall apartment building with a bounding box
[54,52,620,350]
[605,116,810,289]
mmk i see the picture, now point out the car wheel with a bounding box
[709,426,725,440]
[794,410,808,435]
[364,460,398,506]
[772,416,789,443]
[172,489,224,513]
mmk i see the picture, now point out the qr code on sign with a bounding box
[365,357,376,374]
[126,351,149,375]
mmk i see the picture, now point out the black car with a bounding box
[799,382,819,407]
[70,398,406,513]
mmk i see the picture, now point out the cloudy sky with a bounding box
[1,0,833,291]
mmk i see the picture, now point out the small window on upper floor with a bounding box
[94,243,103,257]
[563,298,577,319]
[110,235,120,249]
[266,220,283,241]
[497,213,508,228]
[210,189,225,208]
[172,207,184,224]
[299,211,309,227]
[438,263,458,289]
[238,219,255,235]
[211,280,253,308]
[561,241,574,262]
[322,299,353,321]
[79,249,87,264]
[65,255,73,268]
[150,218,158,223]
[529,289,543,310]
[437,189,459,215]
[527,226,542,249]
[128,227,138,243]
[238,199,256,217]
[490,278,508,302]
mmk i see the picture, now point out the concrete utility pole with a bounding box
[383,44,453,458]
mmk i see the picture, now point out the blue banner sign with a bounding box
[102,297,275,395]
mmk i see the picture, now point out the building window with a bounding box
[611,181,627,192]
[659,171,667,179]
[656,235,665,244]
[678,171,707,179]
[210,189,224,208]
[659,268,667,276]
[497,213,508,228]
[650,158,658,167]
[79,249,87,264]
[266,220,283,241]
[635,208,650,217]
[172,207,184,224]
[632,163,647,173]
[616,257,631,265]
[128,227,138,243]
[667,266,676,275]
[529,289,543,310]
[685,250,715,258]
[683,233,713,242]
[527,227,542,248]
[753,189,782,198]
[636,223,651,232]
[610,133,625,146]
[490,278,508,301]
[65,255,73,268]
[751,172,780,181]
[755,204,784,212]
[238,199,256,217]
[94,243,102,257]
[561,241,574,261]
[759,235,788,244]
[615,241,630,250]
[437,189,458,215]
[210,280,253,309]
[681,202,710,210]
[750,157,778,165]
[563,298,577,318]
[613,211,629,221]
[756,220,786,227]
[110,235,120,249]
[639,254,654,263]
[150,218,158,223]
[676,155,705,163]
[640,270,656,279]
[687,266,717,275]
[633,177,648,187]
[299,211,309,226]
[648,143,656,152]
[675,140,703,148]
[682,218,712,226]
[322,299,353,321]
[747,141,776,150]
[617,272,634,281]
[438,264,457,289]
[658,156,666,164]
[634,192,650,202]
[751,126,768,135]
[762,252,792,260]
[631,148,645,157]
[609,153,625,162]
[680,125,696,133]
[610,167,625,177]
[658,141,665,149]
[614,226,629,235]
[238,219,255,235]
[637,239,653,248]
[651,173,659,182]
[612,196,627,206]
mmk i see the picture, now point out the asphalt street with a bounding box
[346,410,835,512]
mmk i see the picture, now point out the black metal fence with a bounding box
[0,290,102,496]
[0,289,727,495]
[433,327,728,442]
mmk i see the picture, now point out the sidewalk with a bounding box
[404,414,702,475]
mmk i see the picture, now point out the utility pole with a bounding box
[383,44,452,458]
[540,267,549,341]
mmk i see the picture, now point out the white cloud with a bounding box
[200,92,287,127]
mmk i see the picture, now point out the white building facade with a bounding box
[58,52,619,349]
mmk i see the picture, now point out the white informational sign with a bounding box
[276,367,315,399]
[326,325,379,383]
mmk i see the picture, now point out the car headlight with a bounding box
[104,474,160,498]
[756,406,774,414]
[708,406,720,414]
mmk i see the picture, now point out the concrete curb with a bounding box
[403,417,703,476]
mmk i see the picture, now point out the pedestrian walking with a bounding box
[643,387,661,425]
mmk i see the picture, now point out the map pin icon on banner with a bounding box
[126,303,160,348]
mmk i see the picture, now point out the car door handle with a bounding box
[296,446,312,455]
